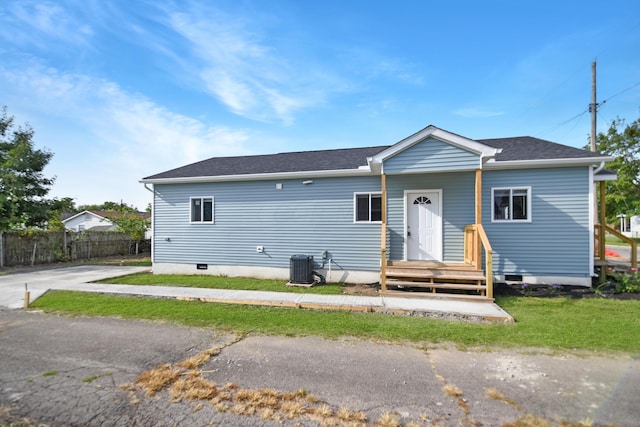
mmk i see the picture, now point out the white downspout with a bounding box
[143,183,155,268]
[594,161,605,175]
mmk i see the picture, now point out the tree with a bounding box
[595,116,640,224]
[78,201,137,213]
[0,107,55,231]
[48,197,77,231]
[111,213,150,240]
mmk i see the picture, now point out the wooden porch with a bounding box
[379,170,495,301]
[380,223,494,300]
[383,260,489,300]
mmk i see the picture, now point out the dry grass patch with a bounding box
[377,411,401,427]
[135,363,182,396]
[281,401,306,419]
[485,387,520,409]
[170,373,217,401]
[176,347,220,370]
[442,383,463,398]
[213,402,229,413]
[503,413,551,427]
[210,390,233,405]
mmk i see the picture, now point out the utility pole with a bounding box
[589,60,606,282]
[590,60,597,151]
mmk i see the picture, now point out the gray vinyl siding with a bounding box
[153,176,383,271]
[386,171,475,261]
[383,137,480,173]
[482,167,591,278]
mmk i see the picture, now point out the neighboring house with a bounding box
[62,210,152,238]
[62,210,118,232]
[140,125,614,291]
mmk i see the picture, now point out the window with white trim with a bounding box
[190,197,214,223]
[492,187,531,222]
[355,193,382,223]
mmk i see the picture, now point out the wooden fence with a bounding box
[0,230,151,268]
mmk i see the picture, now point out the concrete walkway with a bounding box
[0,266,513,322]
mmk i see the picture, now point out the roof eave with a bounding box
[484,156,613,170]
[140,167,375,185]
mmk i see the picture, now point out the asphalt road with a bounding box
[1,308,638,426]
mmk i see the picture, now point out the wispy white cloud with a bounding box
[136,3,338,125]
[0,1,93,48]
[0,60,251,207]
[453,107,505,118]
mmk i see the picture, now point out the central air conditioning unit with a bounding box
[289,255,314,284]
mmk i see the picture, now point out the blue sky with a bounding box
[1,0,639,210]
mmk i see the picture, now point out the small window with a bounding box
[492,188,531,222]
[190,197,214,223]
[355,193,382,223]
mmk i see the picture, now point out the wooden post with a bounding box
[599,181,607,283]
[24,284,30,309]
[474,170,483,266]
[380,173,387,292]
[475,169,482,224]
[486,252,493,299]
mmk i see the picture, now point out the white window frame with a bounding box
[491,187,532,223]
[354,192,382,223]
[189,196,214,224]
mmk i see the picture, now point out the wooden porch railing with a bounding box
[464,224,494,299]
[595,224,638,269]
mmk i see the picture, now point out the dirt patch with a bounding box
[343,281,640,300]
[494,281,640,300]
[341,282,380,296]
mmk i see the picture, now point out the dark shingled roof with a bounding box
[478,136,603,161]
[144,136,605,180]
[144,146,390,179]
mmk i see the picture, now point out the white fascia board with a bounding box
[484,156,613,170]
[370,125,499,163]
[594,172,617,182]
[139,167,375,185]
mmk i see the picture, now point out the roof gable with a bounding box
[382,136,483,173]
[62,210,109,224]
[371,125,499,163]
[62,210,150,224]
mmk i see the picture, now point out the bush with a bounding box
[613,268,640,293]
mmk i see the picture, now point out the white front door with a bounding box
[406,191,442,261]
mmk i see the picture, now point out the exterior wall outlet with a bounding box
[256,246,264,253]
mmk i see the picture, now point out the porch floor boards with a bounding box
[383,261,491,300]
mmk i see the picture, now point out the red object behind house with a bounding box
[605,248,620,257]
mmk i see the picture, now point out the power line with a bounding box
[601,81,640,105]
[537,80,640,138]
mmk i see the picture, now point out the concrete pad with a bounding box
[382,296,513,321]
[0,266,513,322]
[0,266,150,309]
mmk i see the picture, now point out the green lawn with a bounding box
[31,291,640,353]
[96,272,346,294]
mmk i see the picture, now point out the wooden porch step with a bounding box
[382,289,493,302]
[385,269,485,282]
[387,261,478,271]
[386,281,486,291]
